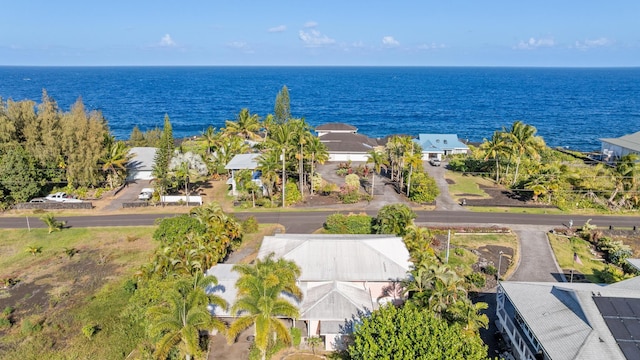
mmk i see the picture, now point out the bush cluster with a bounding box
[324,213,374,234]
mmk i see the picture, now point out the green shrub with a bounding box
[324,213,374,234]
[338,185,360,204]
[483,265,497,276]
[409,172,440,203]
[596,264,628,284]
[465,272,486,288]
[291,327,302,347]
[242,216,259,234]
[454,248,465,256]
[320,182,339,195]
[123,279,138,294]
[82,323,99,339]
[345,173,360,188]
[20,317,43,335]
[284,181,301,206]
[0,317,11,329]
[3,306,14,316]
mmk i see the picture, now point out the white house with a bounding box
[414,134,469,161]
[316,123,381,162]
[207,234,412,351]
[224,153,263,196]
[126,147,157,181]
[600,131,640,163]
[496,268,640,360]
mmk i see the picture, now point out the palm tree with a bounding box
[102,137,130,189]
[40,213,64,234]
[449,299,489,334]
[227,254,302,360]
[25,245,43,256]
[481,131,508,183]
[148,276,225,360]
[258,149,282,203]
[366,149,387,197]
[225,108,262,141]
[201,125,217,155]
[404,147,423,197]
[402,225,435,264]
[374,203,416,236]
[306,136,329,196]
[506,121,543,186]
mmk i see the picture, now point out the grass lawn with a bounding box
[548,233,606,283]
[445,172,492,201]
[468,206,565,215]
[0,227,156,360]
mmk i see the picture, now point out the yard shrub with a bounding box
[345,173,360,188]
[409,172,440,203]
[483,265,497,276]
[284,181,301,206]
[242,216,259,234]
[20,317,43,335]
[338,184,361,204]
[290,327,302,347]
[324,213,374,234]
[82,323,99,339]
[465,272,486,289]
[454,248,465,256]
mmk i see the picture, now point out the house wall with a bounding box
[329,153,369,162]
[127,170,154,181]
[601,141,639,162]
[496,288,541,360]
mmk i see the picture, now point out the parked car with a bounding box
[429,158,441,166]
[138,188,154,201]
[29,197,47,203]
[45,192,83,203]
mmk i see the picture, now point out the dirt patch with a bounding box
[463,184,555,208]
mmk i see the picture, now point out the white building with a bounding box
[126,147,157,181]
[600,131,640,163]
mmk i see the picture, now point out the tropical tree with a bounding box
[25,245,43,256]
[258,149,282,204]
[609,154,640,208]
[201,125,217,155]
[348,303,488,360]
[40,213,65,234]
[227,254,302,360]
[481,130,508,183]
[366,148,387,197]
[404,147,423,196]
[225,108,262,141]
[505,121,543,186]
[274,85,291,124]
[305,136,329,196]
[403,225,435,264]
[374,203,416,236]
[0,144,42,203]
[101,136,130,189]
[153,115,175,201]
[148,275,225,360]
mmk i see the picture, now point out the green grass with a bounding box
[548,234,606,283]
[445,172,491,200]
[467,206,565,215]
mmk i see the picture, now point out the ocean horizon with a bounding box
[1,66,639,152]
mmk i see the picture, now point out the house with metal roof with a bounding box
[126,147,157,181]
[207,234,412,351]
[224,153,263,196]
[414,134,470,161]
[497,272,640,360]
[315,122,358,136]
[600,131,640,163]
[316,123,381,162]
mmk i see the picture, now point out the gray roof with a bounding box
[500,277,640,360]
[626,259,640,272]
[257,234,411,281]
[224,153,261,170]
[600,131,640,152]
[415,134,468,152]
[127,147,157,171]
[205,264,238,317]
[319,132,379,153]
[300,281,375,321]
[315,123,358,132]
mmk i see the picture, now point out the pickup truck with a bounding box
[45,192,83,203]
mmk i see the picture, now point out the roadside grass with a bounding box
[548,233,606,283]
[437,233,518,277]
[446,172,492,200]
[0,227,156,360]
[467,206,565,215]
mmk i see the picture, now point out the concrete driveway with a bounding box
[423,160,467,211]
[101,180,151,211]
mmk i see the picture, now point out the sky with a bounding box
[1,1,639,67]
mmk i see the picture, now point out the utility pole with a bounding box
[281,147,286,208]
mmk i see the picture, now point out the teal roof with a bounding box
[414,134,468,152]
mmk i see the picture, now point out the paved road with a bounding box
[2,210,638,232]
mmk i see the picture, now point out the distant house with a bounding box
[497,267,640,360]
[316,123,381,162]
[207,234,412,351]
[126,147,157,181]
[600,131,640,163]
[413,134,469,161]
[224,153,263,196]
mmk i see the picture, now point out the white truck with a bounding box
[45,192,83,203]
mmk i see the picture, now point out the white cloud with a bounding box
[574,37,613,50]
[268,25,286,33]
[298,29,335,47]
[417,42,446,50]
[514,37,555,50]
[304,21,318,28]
[382,36,400,47]
[159,34,176,47]
[227,41,247,49]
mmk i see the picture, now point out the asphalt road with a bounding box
[2,210,638,233]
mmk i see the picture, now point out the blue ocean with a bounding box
[1,66,639,152]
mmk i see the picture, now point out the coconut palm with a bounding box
[402,225,435,264]
[366,149,388,197]
[227,254,302,360]
[481,130,508,183]
[448,299,489,334]
[505,121,543,186]
[40,213,65,234]
[374,203,416,236]
[201,125,218,155]
[306,136,329,196]
[258,149,282,203]
[225,108,262,141]
[404,148,423,197]
[101,137,130,189]
[148,275,225,360]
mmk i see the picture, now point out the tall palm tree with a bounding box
[101,137,130,189]
[366,149,388,197]
[506,121,542,186]
[481,131,508,183]
[449,299,489,334]
[306,136,329,196]
[402,225,435,264]
[227,254,302,360]
[201,125,217,155]
[225,108,262,141]
[404,148,423,197]
[258,149,284,203]
[148,279,224,360]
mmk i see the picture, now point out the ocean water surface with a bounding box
[1,66,639,152]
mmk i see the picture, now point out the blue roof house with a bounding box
[414,134,469,160]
